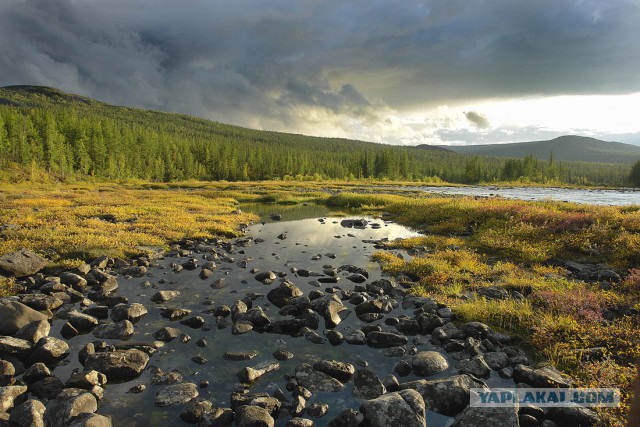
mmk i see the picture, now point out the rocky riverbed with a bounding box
[0,209,603,426]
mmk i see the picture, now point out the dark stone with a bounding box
[0,249,48,277]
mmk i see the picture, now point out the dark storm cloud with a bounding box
[464,111,490,129]
[0,0,638,133]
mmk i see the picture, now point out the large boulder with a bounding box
[411,351,449,376]
[0,249,47,277]
[83,349,149,381]
[30,337,69,365]
[513,364,572,388]
[295,363,344,392]
[366,331,408,348]
[0,301,48,335]
[360,389,426,427]
[44,389,98,427]
[353,369,386,400]
[9,399,46,426]
[0,384,28,412]
[267,281,303,308]
[400,374,487,416]
[235,405,274,427]
[310,294,350,328]
[154,382,199,407]
[313,360,355,383]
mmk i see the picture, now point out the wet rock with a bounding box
[310,294,349,328]
[198,407,234,426]
[230,393,281,415]
[59,272,88,289]
[150,368,183,385]
[22,363,50,385]
[325,330,344,346]
[345,330,366,345]
[0,301,48,335]
[128,384,146,394]
[110,303,148,322]
[224,350,258,361]
[458,355,491,378]
[180,316,206,329]
[180,399,214,424]
[154,382,199,407]
[0,249,48,277]
[31,337,69,365]
[235,405,274,427]
[306,402,328,418]
[14,320,51,344]
[92,320,134,339]
[240,307,271,328]
[295,363,344,392]
[451,406,519,427]
[416,313,445,334]
[30,376,64,399]
[255,271,277,284]
[394,360,412,377]
[286,418,314,427]
[267,281,304,308]
[154,326,181,342]
[303,328,326,344]
[411,351,448,376]
[68,413,113,427]
[512,364,572,388]
[44,389,98,427]
[353,369,386,399]
[0,336,32,354]
[461,321,490,339]
[83,305,109,320]
[431,322,459,342]
[366,331,408,348]
[400,374,487,416]
[66,370,107,389]
[9,399,46,427]
[0,360,14,386]
[0,384,27,412]
[313,360,355,383]
[237,362,280,384]
[328,408,364,427]
[546,406,600,427]
[83,349,149,381]
[346,274,367,284]
[264,319,307,335]
[360,389,426,427]
[519,413,541,427]
[232,321,254,335]
[484,352,510,370]
[67,310,99,333]
[151,290,180,303]
[199,269,214,280]
[21,294,63,312]
[160,307,191,320]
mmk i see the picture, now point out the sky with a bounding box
[1,0,639,146]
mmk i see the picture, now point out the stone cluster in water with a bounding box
[0,220,603,427]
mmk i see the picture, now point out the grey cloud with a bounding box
[464,111,490,129]
[0,0,638,139]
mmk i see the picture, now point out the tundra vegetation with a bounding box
[0,181,638,425]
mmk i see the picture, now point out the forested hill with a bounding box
[443,135,640,164]
[0,85,632,185]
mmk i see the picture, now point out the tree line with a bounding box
[0,87,632,185]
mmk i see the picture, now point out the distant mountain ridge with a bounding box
[441,135,640,164]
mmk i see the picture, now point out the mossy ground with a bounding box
[0,181,638,425]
